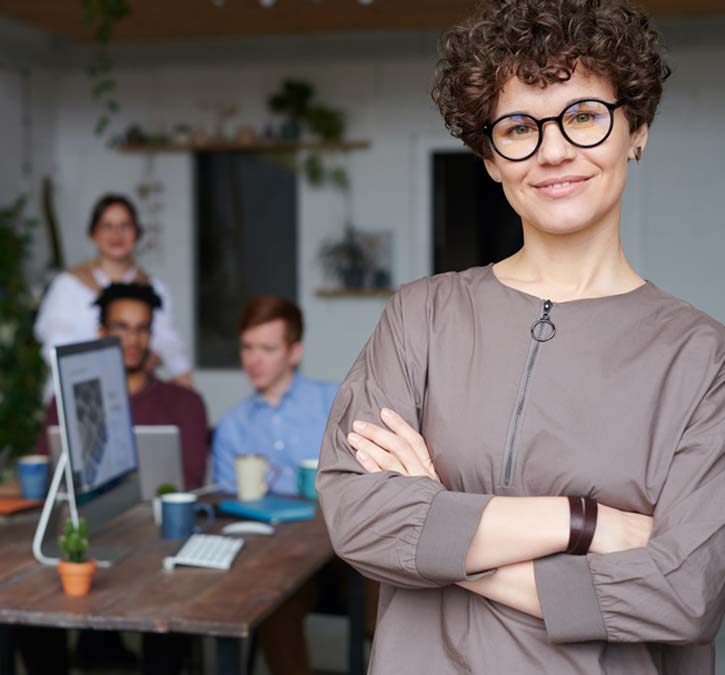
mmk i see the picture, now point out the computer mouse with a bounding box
[221,521,276,536]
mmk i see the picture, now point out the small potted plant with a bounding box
[57,518,96,597]
[153,483,178,525]
[268,80,314,140]
[319,226,372,289]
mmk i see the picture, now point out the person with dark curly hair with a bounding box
[317,0,725,673]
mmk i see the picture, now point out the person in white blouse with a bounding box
[34,193,193,396]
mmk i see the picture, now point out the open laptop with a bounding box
[48,424,184,500]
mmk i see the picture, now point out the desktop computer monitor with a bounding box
[48,337,141,555]
[53,337,138,497]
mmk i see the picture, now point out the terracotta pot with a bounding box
[58,559,97,597]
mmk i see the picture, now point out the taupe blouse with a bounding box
[317,264,725,674]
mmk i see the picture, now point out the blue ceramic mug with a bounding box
[17,455,50,500]
[297,459,318,500]
[161,493,214,539]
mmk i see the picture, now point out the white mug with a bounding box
[235,455,278,501]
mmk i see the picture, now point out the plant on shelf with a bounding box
[266,79,349,189]
[58,518,96,596]
[0,198,45,470]
[268,80,314,140]
[319,225,372,290]
[82,0,132,137]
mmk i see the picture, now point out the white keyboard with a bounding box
[163,534,244,571]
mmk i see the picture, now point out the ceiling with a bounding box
[1,0,723,42]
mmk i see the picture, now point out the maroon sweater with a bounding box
[37,377,209,489]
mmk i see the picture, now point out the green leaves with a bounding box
[268,80,315,117]
[303,154,325,186]
[307,106,345,142]
[82,0,131,138]
[95,114,110,136]
[266,79,351,191]
[82,0,131,42]
[0,198,44,463]
[59,518,90,563]
[92,78,116,98]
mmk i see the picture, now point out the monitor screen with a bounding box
[52,337,137,495]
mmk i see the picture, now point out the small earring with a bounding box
[492,173,500,182]
[633,146,642,163]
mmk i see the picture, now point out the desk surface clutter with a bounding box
[0,495,332,638]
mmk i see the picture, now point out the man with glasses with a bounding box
[36,282,209,490]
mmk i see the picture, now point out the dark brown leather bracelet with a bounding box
[570,497,598,555]
[566,496,585,554]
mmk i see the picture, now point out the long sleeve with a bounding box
[212,417,240,492]
[150,278,191,377]
[535,362,725,645]
[175,391,209,489]
[317,280,493,590]
[33,274,91,367]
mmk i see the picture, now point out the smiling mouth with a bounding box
[532,176,592,197]
[545,180,578,188]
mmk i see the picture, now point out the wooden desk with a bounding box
[0,499,362,675]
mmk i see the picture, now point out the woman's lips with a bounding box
[533,176,591,199]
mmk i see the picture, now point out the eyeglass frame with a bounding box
[482,98,626,162]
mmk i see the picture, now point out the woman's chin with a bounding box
[522,204,605,236]
[102,248,134,261]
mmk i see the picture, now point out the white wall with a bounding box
[637,45,725,314]
[0,67,24,205]
[0,17,60,279]
[7,22,725,422]
[46,49,451,420]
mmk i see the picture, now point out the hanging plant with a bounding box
[266,79,350,191]
[81,0,132,137]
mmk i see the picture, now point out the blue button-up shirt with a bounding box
[212,373,339,496]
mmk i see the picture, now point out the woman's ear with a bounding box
[629,124,649,162]
[483,158,501,183]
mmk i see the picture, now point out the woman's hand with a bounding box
[348,408,440,482]
[589,503,654,554]
[348,409,651,555]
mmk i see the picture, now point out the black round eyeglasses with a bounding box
[482,98,625,162]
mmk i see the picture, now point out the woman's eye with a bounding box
[571,112,596,124]
[506,124,535,137]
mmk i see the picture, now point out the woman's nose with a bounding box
[536,121,575,166]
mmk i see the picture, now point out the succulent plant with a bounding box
[58,518,89,564]
[155,483,178,497]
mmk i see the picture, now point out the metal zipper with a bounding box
[500,299,556,486]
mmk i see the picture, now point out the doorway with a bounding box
[432,152,522,274]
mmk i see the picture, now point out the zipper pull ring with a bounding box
[530,299,556,342]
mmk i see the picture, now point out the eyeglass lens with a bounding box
[491,100,614,161]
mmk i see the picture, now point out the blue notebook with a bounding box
[218,496,316,524]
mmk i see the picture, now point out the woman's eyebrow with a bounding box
[495,96,600,119]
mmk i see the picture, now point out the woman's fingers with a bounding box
[348,432,405,474]
[354,447,383,473]
[352,419,428,477]
[380,408,440,481]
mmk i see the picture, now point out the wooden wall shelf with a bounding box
[316,288,394,298]
[116,140,371,154]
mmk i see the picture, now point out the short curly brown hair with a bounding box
[432,0,670,159]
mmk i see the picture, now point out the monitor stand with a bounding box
[32,452,136,567]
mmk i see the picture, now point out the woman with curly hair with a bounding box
[317,0,725,673]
